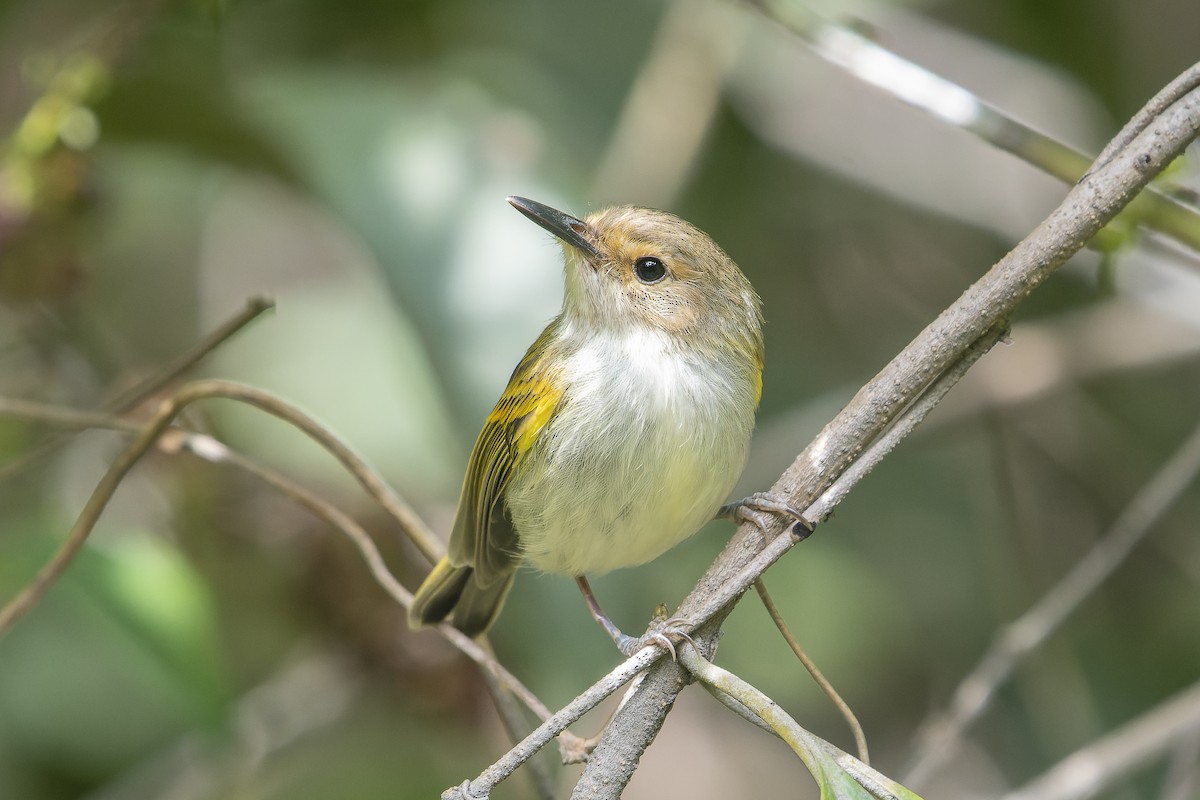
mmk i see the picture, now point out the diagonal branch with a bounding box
[570,59,1200,800]
[998,678,1200,800]
[750,0,1200,254]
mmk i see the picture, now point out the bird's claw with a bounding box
[719,491,815,539]
[618,616,695,660]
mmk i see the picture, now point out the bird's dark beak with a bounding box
[507,196,601,260]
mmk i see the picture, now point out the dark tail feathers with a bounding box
[408,557,515,638]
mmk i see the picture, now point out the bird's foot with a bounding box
[718,491,815,540]
[616,604,695,659]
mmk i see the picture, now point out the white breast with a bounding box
[505,328,757,576]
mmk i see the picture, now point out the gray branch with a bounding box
[572,63,1200,799]
[998,679,1200,800]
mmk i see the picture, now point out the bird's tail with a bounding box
[408,557,515,638]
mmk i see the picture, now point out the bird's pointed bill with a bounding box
[507,196,601,259]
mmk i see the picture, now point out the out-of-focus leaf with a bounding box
[0,517,229,779]
[81,532,229,715]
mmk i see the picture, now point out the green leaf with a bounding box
[802,736,924,800]
[688,648,923,800]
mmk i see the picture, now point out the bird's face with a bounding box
[508,197,763,360]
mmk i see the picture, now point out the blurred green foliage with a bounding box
[1,0,1199,798]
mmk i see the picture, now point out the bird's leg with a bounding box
[576,576,634,651]
[718,491,816,539]
[575,576,693,658]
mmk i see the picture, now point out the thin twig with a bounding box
[0,382,443,563]
[104,296,275,411]
[476,635,581,793]
[750,0,1200,253]
[186,383,444,564]
[998,679,1200,800]
[0,384,185,634]
[0,398,143,433]
[754,578,869,764]
[679,643,915,800]
[680,642,822,781]
[445,647,665,800]
[571,621,734,800]
[0,297,274,482]
[905,415,1200,785]
[477,668,561,800]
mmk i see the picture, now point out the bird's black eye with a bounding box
[634,256,667,284]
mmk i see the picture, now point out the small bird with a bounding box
[409,196,807,654]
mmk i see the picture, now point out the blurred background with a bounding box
[1,0,1199,798]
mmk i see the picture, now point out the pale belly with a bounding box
[504,334,757,576]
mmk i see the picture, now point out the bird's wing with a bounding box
[448,324,564,585]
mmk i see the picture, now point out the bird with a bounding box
[408,196,808,655]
